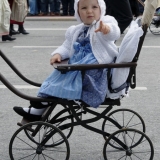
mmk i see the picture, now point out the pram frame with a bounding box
[0,24,154,159]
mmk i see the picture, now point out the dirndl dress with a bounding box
[38,27,108,108]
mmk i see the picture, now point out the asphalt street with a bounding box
[0,19,160,159]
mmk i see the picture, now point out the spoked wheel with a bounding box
[103,128,154,160]
[102,108,145,140]
[149,19,160,35]
[9,121,70,160]
[102,109,146,150]
[25,104,74,147]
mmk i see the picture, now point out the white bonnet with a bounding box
[74,0,106,23]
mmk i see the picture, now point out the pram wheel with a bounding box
[9,121,70,160]
[149,18,160,35]
[24,104,74,147]
[103,128,154,160]
[102,108,145,142]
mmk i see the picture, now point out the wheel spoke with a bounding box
[111,114,119,124]
[132,153,143,160]
[105,123,118,127]
[133,150,151,154]
[42,153,56,160]
[13,147,35,151]
[31,154,37,160]
[127,122,142,128]
[42,153,47,160]
[45,147,67,153]
[16,136,36,149]
[123,111,125,127]
[16,152,37,160]
[118,154,127,160]
[106,149,125,153]
[130,131,136,147]
[125,114,135,128]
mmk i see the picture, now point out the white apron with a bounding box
[0,0,11,35]
[10,0,28,22]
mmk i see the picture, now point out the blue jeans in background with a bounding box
[61,0,75,16]
[52,0,61,14]
[40,0,59,14]
[29,0,38,15]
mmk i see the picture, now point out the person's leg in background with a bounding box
[49,0,55,16]
[28,0,38,16]
[54,0,61,15]
[8,0,19,35]
[10,17,29,35]
[1,0,16,41]
[68,0,74,16]
[105,0,133,34]
[61,0,69,16]
[46,0,50,15]
[10,23,19,35]
[39,0,48,15]
[18,23,29,35]
[37,0,41,14]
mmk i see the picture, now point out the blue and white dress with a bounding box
[38,27,108,108]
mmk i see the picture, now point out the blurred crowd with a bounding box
[28,0,75,16]
[0,0,150,42]
[28,0,145,17]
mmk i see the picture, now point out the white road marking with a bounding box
[130,87,147,90]
[13,46,59,48]
[142,46,160,48]
[0,85,39,89]
[0,85,147,90]
[13,46,160,49]
[26,28,67,30]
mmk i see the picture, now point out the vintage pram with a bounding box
[0,3,157,159]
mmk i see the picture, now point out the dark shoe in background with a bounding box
[61,13,68,16]
[69,13,74,16]
[10,24,19,36]
[2,35,16,41]
[18,25,29,35]
[38,12,47,16]
[27,13,36,16]
[55,12,60,16]
[50,12,55,16]
[10,29,19,36]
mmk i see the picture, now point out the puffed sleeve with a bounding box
[51,25,75,60]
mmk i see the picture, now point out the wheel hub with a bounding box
[36,145,43,154]
[126,149,132,156]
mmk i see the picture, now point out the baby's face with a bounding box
[78,0,101,25]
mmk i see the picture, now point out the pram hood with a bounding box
[74,0,106,23]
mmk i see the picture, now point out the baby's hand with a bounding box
[95,21,110,34]
[50,53,61,65]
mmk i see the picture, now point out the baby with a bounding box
[14,0,120,122]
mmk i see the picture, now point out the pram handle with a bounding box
[54,62,137,72]
[0,50,41,87]
[0,72,64,102]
